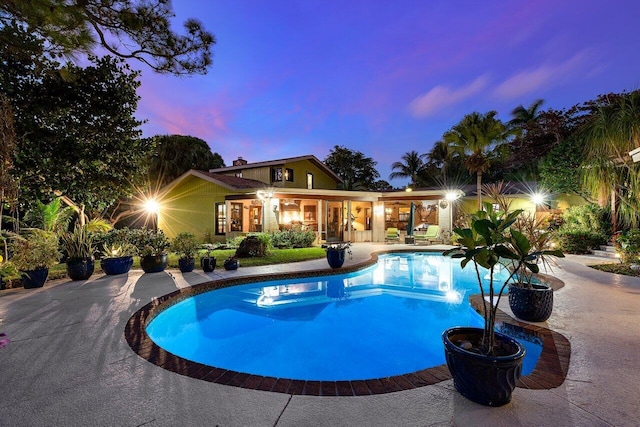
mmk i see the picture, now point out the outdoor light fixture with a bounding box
[405,187,413,192]
[530,193,545,205]
[445,191,461,201]
[144,198,160,214]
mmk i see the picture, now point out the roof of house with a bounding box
[209,154,343,183]
[161,170,266,193]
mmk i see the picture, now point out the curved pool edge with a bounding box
[124,249,571,396]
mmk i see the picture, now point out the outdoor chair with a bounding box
[414,225,442,245]
[385,227,400,243]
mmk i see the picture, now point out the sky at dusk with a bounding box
[135,0,640,186]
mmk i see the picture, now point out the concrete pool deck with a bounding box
[1,243,639,426]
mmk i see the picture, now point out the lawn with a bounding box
[590,262,640,277]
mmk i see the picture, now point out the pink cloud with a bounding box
[494,51,592,99]
[408,76,488,118]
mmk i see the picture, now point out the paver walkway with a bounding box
[0,244,639,426]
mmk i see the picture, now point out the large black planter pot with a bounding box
[22,268,49,289]
[178,257,195,273]
[223,258,239,271]
[0,278,5,290]
[326,249,346,268]
[200,257,216,272]
[140,254,169,273]
[100,256,134,275]
[66,257,95,281]
[442,327,526,407]
[508,283,554,322]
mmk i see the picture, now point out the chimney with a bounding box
[233,157,248,166]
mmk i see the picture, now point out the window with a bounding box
[272,167,293,183]
[307,172,313,189]
[235,171,242,178]
[230,203,243,231]
[215,203,226,235]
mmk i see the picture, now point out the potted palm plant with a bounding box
[10,229,61,288]
[171,232,199,273]
[61,224,95,280]
[443,203,563,406]
[134,228,170,273]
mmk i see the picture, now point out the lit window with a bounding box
[307,172,313,189]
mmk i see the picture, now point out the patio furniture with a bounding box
[385,227,400,243]
[414,225,442,245]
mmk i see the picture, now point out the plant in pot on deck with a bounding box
[507,214,565,322]
[171,232,199,273]
[10,229,61,288]
[324,241,352,268]
[134,228,170,273]
[442,203,562,406]
[97,227,137,275]
[198,243,218,272]
[61,224,96,280]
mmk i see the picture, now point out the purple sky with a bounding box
[135,0,640,186]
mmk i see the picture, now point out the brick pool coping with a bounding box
[124,250,570,396]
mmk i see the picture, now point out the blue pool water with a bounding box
[147,253,543,381]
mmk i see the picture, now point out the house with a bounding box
[156,155,462,243]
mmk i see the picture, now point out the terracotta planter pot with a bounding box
[508,283,553,322]
[100,256,134,275]
[442,326,525,407]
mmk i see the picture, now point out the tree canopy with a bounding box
[324,145,380,191]
[147,134,226,186]
[0,0,215,75]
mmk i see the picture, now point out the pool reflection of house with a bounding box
[157,154,460,243]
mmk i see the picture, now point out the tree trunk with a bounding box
[476,171,483,210]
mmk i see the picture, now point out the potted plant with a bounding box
[223,256,239,271]
[324,241,352,268]
[199,243,217,272]
[10,229,61,288]
[507,214,564,322]
[171,232,199,273]
[134,228,170,273]
[443,203,562,406]
[61,224,95,280]
[97,228,136,275]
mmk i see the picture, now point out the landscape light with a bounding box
[144,198,160,214]
[530,193,545,205]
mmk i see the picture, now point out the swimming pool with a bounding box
[146,253,543,381]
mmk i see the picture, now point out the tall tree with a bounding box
[389,150,427,187]
[0,0,215,75]
[324,145,380,190]
[147,134,226,186]
[443,111,508,209]
[1,26,151,213]
[508,99,544,132]
[580,90,640,229]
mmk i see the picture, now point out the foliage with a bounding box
[539,135,586,196]
[10,229,61,270]
[235,235,270,258]
[590,262,640,277]
[614,229,640,263]
[131,228,170,256]
[0,95,17,225]
[0,256,18,280]
[324,145,380,190]
[0,0,215,75]
[553,229,605,254]
[560,204,610,236]
[199,247,325,267]
[171,232,199,259]
[61,224,95,260]
[95,227,138,258]
[389,151,428,187]
[444,203,563,356]
[268,227,316,248]
[370,180,393,191]
[24,198,75,234]
[443,111,509,209]
[146,134,226,186]
[0,26,150,212]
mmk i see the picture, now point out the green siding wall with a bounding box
[219,159,339,189]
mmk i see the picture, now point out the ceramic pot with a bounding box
[66,257,95,281]
[508,283,553,322]
[140,254,169,273]
[100,256,134,275]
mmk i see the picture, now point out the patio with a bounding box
[0,244,639,426]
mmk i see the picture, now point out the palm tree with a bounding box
[443,111,508,209]
[389,151,427,187]
[580,91,640,229]
[508,99,544,133]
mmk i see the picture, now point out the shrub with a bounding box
[269,227,316,248]
[171,232,199,259]
[554,229,606,254]
[560,204,610,236]
[130,228,171,256]
[615,229,640,263]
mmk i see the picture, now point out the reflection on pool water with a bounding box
[147,253,543,381]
